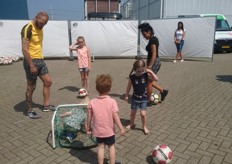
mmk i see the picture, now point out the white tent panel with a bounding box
[70,21,138,57]
[43,21,69,57]
[0,20,69,58]
[140,17,216,59]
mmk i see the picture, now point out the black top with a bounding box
[146,36,159,65]
[130,73,148,101]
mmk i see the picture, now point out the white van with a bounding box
[201,14,232,53]
[179,14,232,53]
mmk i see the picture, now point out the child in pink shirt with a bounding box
[87,74,125,164]
[69,36,91,94]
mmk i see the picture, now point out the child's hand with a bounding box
[87,131,92,135]
[125,96,129,102]
[120,128,126,136]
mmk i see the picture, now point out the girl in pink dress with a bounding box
[69,36,91,94]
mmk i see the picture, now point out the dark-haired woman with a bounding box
[173,21,186,63]
[138,23,168,105]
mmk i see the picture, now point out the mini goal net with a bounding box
[51,104,97,149]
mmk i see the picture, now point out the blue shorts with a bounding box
[96,135,115,145]
[131,99,147,110]
[79,67,88,72]
[176,40,184,51]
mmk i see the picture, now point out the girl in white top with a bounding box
[173,21,186,63]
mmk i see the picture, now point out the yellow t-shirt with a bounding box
[21,22,44,59]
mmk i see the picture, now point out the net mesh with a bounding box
[54,104,97,149]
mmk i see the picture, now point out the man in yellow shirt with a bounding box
[21,11,55,118]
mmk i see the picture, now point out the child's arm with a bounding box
[125,79,132,102]
[69,42,78,51]
[86,107,93,134]
[87,47,91,71]
[60,111,72,118]
[113,112,125,136]
[146,69,158,81]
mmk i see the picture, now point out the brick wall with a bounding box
[87,0,119,13]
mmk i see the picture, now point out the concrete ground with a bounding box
[0,53,232,164]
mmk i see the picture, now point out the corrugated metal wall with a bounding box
[164,0,232,17]
[132,0,232,25]
[163,0,232,25]
[132,0,161,20]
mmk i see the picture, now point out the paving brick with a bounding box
[224,153,232,163]
[208,148,226,156]
[211,155,224,164]
[1,54,232,163]
[175,158,188,164]
[221,140,232,149]
[198,142,210,151]
[187,143,200,152]
[198,156,212,164]
[187,157,200,164]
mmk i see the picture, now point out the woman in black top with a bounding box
[138,23,168,105]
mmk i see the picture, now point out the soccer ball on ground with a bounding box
[152,144,173,164]
[150,93,160,105]
[78,88,88,97]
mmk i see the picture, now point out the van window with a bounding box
[216,19,231,31]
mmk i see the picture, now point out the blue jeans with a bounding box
[176,40,184,51]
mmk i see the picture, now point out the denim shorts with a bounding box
[176,40,184,51]
[23,59,49,81]
[79,67,88,72]
[96,135,115,145]
[131,99,147,110]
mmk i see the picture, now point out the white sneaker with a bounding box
[173,60,177,63]
[180,59,184,62]
[66,136,73,143]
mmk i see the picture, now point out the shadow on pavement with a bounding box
[69,148,109,164]
[120,118,130,127]
[59,86,80,92]
[14,100,43,114]
[109,93,132,104]
[146,155,156,164]
[216,75,232,83]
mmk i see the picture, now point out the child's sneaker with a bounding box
[42,105,56,112]
[180,59,184,62]
[173,60,177,63]
[66,136,73,143]
[115,162,122,164]
[27,111,40,119]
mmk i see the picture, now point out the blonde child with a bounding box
[87,74,125,164]
[69,36,91,94]
[125,59,158,135]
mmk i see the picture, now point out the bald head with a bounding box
[36,11,49,19]
[34,11,49,30]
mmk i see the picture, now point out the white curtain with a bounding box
[140,17,216,59]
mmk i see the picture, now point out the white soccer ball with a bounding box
[152,145,173,164]
[78,88,88,97]
[150,93,160,105]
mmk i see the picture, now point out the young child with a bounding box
[125,59,158,135]
[60,96,90,142]
[69,36,91,94]
[87,74,125,164]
